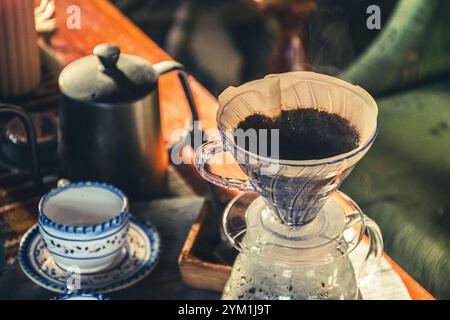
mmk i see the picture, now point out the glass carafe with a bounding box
[220,191,383,300]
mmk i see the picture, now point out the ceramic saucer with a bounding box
[18,216,160,293]
[54,293,111,300]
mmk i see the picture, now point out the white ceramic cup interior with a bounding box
[42,186,125,226]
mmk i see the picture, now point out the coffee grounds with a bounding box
[236,108,360,160]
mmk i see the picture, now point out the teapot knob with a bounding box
[93,43,120,71]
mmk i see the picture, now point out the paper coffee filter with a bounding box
[218,71,378,162]
[218,76,282,129]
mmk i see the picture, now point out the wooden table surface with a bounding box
[38,0,434,300]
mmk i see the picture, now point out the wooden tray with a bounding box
[178,201,235,292]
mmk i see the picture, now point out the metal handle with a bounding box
[154,62,226,226]
[153,61,200,123]
[0,104,43,193]
[153,61,201,156]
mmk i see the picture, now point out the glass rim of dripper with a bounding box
[217,71,379,167]
[220,124,379,167]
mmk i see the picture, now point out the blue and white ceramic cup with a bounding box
[38,182,130,273]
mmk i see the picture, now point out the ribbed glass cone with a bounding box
[218,72,378,225]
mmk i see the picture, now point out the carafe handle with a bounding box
[359,215,384,280]
[221,193,252,252]
[344,199,384,282]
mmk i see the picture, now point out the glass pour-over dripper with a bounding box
[195,72,383,300]
[196,71,378,225]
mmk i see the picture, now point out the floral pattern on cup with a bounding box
[40,223,129,258]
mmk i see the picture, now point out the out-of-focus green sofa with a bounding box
[340,0,450,299]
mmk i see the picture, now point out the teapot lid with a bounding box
[59,43,157,103]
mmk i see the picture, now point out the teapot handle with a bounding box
[153,61,200,124]
[154,62,229,225]
[0,104,43,193]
